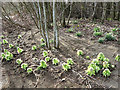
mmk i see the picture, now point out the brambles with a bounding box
[43,51,48,57]
[27,68,33,74]
[93,27,100,32]
[9,44,14,48]
[52,58,59,65]
[75,32,82,37]
[105,33,115,41]
[3,39,8,44]
[66,28,73,33]
[40,38,45,43]
[21,63,28,70]
[62,63,71,71]
[93,32,102,36]
[103,61,109,68]
[40,60,47,69]
[115,54,120,61]
[16,59,23,65]
[17,47,23,54]
[45,57,50,62]
[67,58,74,65]
[18,35,22,39]
[86,56,90,59]
[98,38,104,43]
[97,52,105,61]
[32,45,37,51]
[77,50,83,56]
[102,69,111,77]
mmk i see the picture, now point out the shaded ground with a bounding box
[1,19,120,88]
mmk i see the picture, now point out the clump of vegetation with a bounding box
[86,56,90,59]
[104,33,115,41]
[98,38,105,43]
[103,58,109,62]
[93,32,102,36]
[5,51,13,61]
[27,68,33,74]
[17,47,23,54]
[91,59,100,65]
[18,35,22,39]
[3,39,8,44]
[62,63,71,71]
[67,58,74,65]
[40,38,45,43]
[43,50,48,57]
[75,32,82,37]
[45,57,50,62]
[86,66,95,76]
[102,69,111,77]
[112,28,118,35]
[40,43,46,47]
[52,58,59,65]
[97,52,105,61]
[115,54,120,62]
[103,61,109,68]
[39,60,47,69]
[66,28,74,33]
[16,59,23,65]
[21,63,28,70]
[93,27,100,32]
[9,44,14,48]
[1,53,6,59]
[77,50,84,56]
[32,45,37,51]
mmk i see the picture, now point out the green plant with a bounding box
[16,59,23,65]
[75,32,82,37]
[18,35,22,39]
[105,33,115,41]
[4,49,8,54]
[17,47,23,54]
[1,53,5,59]
[93,32,102,36]
[45,57,50,62]
[93,27,100,32]
[21,63,28,70]
[91,59,100,65]
[32,45,37,51]
[0,42,2,45]
[52,58,59,65]
[27,68,33,74]
[77,50,83,56]
[67,58,74,65]
[5,52,13,61]
[102,69,111,77]
[115,54,120,62]
[3,39,8,44]
[97,52,105,61]
[103,58,109,62]
[86,56,90,59]
[0,35,4,39]
[66,28,73,33]
[40,38,45,43]
[86,67,95,76]
[103,61,109,68]
[40,60,47,68]
[98,38,104,43]
[62,63,71,71]
[40,43,46,47]
[43,51,48,57]
[9,44,14,48]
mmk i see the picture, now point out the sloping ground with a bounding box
[1,19,120,88]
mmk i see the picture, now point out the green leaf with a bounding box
[67,58,74,65]
[52,58,59,65]
[62,63,71,71]
[21,63,28,70]
[16,59,23,65]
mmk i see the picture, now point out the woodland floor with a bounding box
[0,19,120,88]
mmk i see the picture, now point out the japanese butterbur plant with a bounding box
[3,39,8,44]
[40,43,46,47]
[75,32,82,37]
[40,60,47,69]
[91,59,100,65]
[17,47,23,54]
[86,67,95,76]
[93,27,100,32]
[43,51,48,57]
[62,63,71,71]
[77,50,84,56]
[102,68,111,77]
[27,68,33,74]
[115,54,120,62]
[21,63,28,70]
[52,58,59,65]
[93,32,102,36]
[67,58,74,65]
[1,53,5,59]
[32,45,37,51]
[98,38,105,43]
[16,59,23,65]
[45,57,50,62]
[9,44,14,48]
[103,61,109,68]
[103,58,109,62]
[105,33,115,41]
[97,52,105,61]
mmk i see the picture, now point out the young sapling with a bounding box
[102,68,111,77]
[21,63,28,70]
[27,68,33,74]
[45,57,50,62]
[115,54,120,62]
[62,63,71,71]
[17,47,23,54]
[32,45,37,51]
[16,59,23,65]
[43,51,48,57]
[52,58,59,65]
[67,58,74,65]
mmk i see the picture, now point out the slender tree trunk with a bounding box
[91,2,97,20]
[62,2,66,27]
[101,2,107,23]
